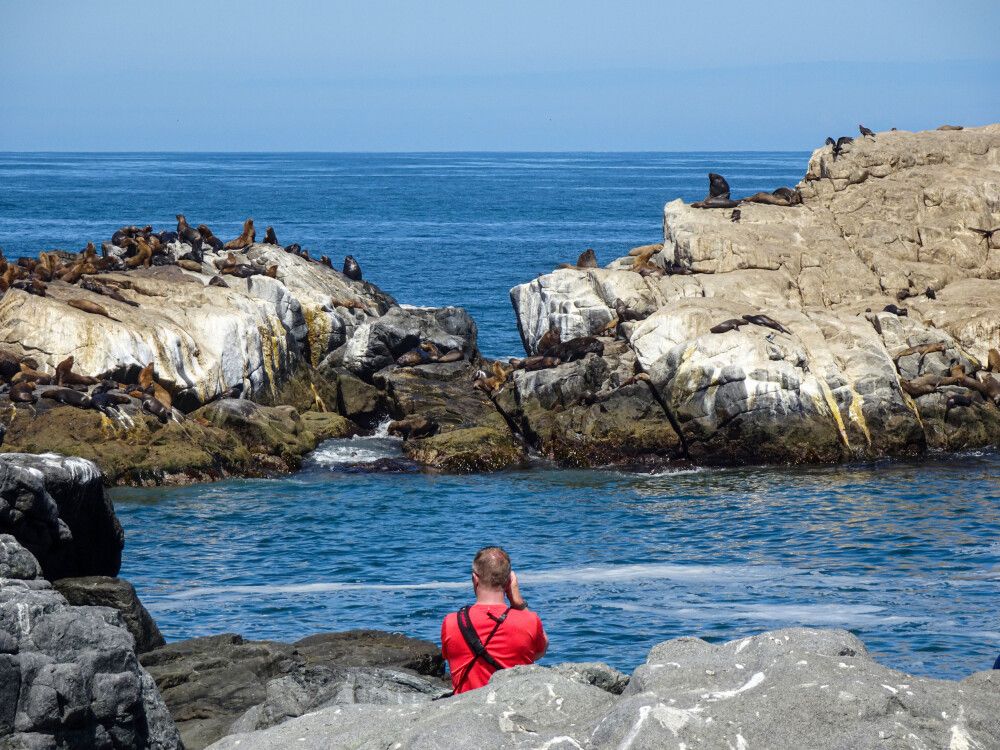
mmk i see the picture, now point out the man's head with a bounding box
[472,546,511,591]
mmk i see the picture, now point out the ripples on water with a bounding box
[4,152,997,679]
[0,152,806,357]
[114,440,1000,680]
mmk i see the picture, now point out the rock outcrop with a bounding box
[206,628,1000,750]
[0,535,181,749]
[0,453,122,579]
[140,630,446,750]
[52,576,165,655]
[509,125,1000,465]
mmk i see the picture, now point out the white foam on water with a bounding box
[162,561,801,601]
[308,418,402,467]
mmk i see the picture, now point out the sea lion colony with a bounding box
[0,217,367,422]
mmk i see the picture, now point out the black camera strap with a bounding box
[451,604,510,695]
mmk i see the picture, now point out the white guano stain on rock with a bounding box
[703,672,765,701]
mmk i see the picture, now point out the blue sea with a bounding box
[2,153,998,679]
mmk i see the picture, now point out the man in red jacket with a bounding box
[441,546,548,694]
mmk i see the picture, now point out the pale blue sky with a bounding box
[2,0,998,151]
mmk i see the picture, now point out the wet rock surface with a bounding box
[206,628,1000,750]
[140,630,446,750]
[0,536,181,749]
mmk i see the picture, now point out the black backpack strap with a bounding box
[452,605,510,693]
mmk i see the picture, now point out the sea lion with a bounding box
[396,348,431,367]
[576,249,597,269]
[263,226,279,245]
[988,348,1000,373]
[222,264,261,279]
[731,209,741,223]
[91,387,131,413]
[937,125,964,131]
[946,394,974,411]
[613,299,647,323]
[141,394,171,424]
[176,215,204,250]
[343,255,362,281]
[742,314,791,335]
[284,243,301,255]
[710,318,748,334]
[924,287,936,299]
[0,351,21,382]
[55,356,98,387]
[80,278,139,307]
[67,299,118,320]
[900,375,940,398]
[209,275,229,288]
[124,238,152,268]
[319,255,332,268]
[859,124,875,139]
[893,342,945,360]
[537,325,562,356]
[522,355,560,371]
[11,278,47,297]
[138,362,172,409]
[549,336,603,362]
[196,225,223,251]
[388,415,438,440]
[436,349,464,364]
[224,219,255,250]
[692,197,740,209]
[882,304,907,317]
[158,231,179,245]
[13,363,52,385]
[177,259,204,273]
[708,173,730,200]
[9,381,37,403]
[41,387,92,408]
[979,373,1000,404]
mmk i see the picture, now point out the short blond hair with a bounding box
[472,546,511,588]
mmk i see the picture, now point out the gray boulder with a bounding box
[0,537,180,749]
[206,629,1000,750]
[52,576,165,655]
[338,306,477,379]
[0,453,122,580]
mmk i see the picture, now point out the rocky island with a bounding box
[0,126,997,481]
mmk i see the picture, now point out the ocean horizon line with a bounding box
[0,149,815,157]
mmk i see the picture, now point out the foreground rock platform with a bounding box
[207,628,1000,750]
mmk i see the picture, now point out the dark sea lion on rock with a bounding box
[883,304,907,316]
[319,255,332,268]
[946,394,975,411]
[550,336,603,362]
[979,374,1000,404]
[731,209,741,223]
[141,394,171,424]
[176,215,204,250]
[396,348,431,367]
[564,248,597,269]
[742,314,791,335]
[124,238,152,268]
[343,255,362,281]
[924,287,936,299]
[11,278,47,297]
[284,243,301,255]
[67,298,118,321]
[158,231,179,245]
[10,381,37,403]
[708,173,730,200]
[772,187,802,205]
[522,355,560,371]
[138,362,172,409]
[692,197,740,209]
[41,387,92,409]
[263,226,279,246]
[613,298,647,322]
[0,351,21,382]
[537,325,562,356]
[208,275,229,288]
[388,415,438,440]
[224,219,255,250]
[14,363,52,385]
[436,348,464,363]
[196,225,223,251]
[937,124,964,131]
[55,356,98,386]
[91,387,131,413]
[710,318,748,334]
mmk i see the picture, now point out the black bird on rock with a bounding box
[859,124,876,139]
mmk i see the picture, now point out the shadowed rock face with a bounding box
[509,125,1000,465]
[205,628,1000,750]
[140,630,446,750]
[0,453,122,579]
[52,576,165,655]
[0,535,181,749]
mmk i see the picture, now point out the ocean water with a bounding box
[2,153,998,679]
[0,151,806,357]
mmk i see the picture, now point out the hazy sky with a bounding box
[2,0,998,151]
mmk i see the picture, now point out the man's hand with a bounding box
[505,571,527,610]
